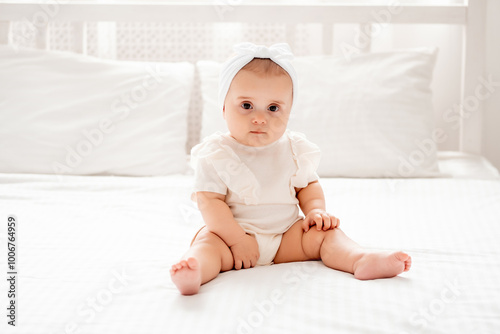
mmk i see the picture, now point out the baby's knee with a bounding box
[193,229,225,248]
[302,228,331,260]
[191,229,234,270]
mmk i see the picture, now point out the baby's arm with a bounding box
[195,191,259,269]
[296,181,340,232]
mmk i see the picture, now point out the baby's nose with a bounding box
[252,110,267,124]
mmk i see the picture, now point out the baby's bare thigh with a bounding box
[274,219,325,264]
[192,226,234,272]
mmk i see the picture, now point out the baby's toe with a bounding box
[186,257,198,269]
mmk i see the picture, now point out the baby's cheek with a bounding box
[270,117,288,132]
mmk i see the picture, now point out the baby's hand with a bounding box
[229,234,260,270]
[302,209,340,232]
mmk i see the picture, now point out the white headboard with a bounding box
[0,0,487,154]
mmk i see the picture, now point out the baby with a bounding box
[171,42,411,295]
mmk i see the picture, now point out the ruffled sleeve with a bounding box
[190,132,260,205]
[288,130,321,189]
[190,133,228,197]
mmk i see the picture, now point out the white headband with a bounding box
[218,42,298,113]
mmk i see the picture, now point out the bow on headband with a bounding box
[233,42,295,61]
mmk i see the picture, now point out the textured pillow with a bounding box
[0,45,194,176]
[197,48,440,177]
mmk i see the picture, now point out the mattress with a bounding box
[1,154,500,334]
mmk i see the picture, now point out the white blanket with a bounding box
[1,172,500,334]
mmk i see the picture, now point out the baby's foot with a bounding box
[353,251,411,280]
[170,257,202,295]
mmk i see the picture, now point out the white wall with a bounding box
[484,0,500,170]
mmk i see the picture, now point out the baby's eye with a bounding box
[241,102,253,110]
[268,105,279,112]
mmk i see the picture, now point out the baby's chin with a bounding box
[238,133,280,147]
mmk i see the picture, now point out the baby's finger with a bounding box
[234,259,242,270]
[251,255,259,268]
[321,214,331,230]
[314,214,323,230]
[302,217,312,232]
[330,215,340,228]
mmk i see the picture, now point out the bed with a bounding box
[1,1,500,333]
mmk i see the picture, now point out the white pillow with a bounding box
[196,49,440,177]
[0,45,194,176]
[197,60,228,141]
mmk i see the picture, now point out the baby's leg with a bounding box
[316,228,411,280]
[170,227,233,295]
[275,221,411,280]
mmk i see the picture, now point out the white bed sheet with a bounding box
[1,165,500,334]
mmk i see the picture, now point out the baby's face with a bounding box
[223,69,293,147]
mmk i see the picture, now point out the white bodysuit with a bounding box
[191,129,321,265]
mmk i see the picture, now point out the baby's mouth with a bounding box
[250,130,266,134]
